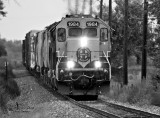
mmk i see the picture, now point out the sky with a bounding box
[0,0,113,40]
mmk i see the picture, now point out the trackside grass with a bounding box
[108,65,160,107]
[0,57,20,114]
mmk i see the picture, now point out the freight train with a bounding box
[22,14,111,96]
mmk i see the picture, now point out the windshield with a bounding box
[69,28,82,37]
[68,28,97,37]
[84,28,97,37]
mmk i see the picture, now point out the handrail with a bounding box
[103,51,111,80]
[56,51,64,80]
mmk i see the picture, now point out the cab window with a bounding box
[69,28,82,37]
[57,28,66,42]
[100,28,108,41]
[84,28,97,37]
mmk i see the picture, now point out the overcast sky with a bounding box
[0,0,111,40]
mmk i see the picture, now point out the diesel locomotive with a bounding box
[22,14,111,96]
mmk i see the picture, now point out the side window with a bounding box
[100,28,108,41]
[57,28,66,42]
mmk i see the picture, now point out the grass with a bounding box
[109,79,153,105]
[109,56,160,107]
[0,57,21,114]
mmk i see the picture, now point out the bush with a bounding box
[0,57,16,78]
[0,77,20,114]
[150,75,160,106]
[0,57,20,114]
[151,92,160,106]
[109,79,153,105]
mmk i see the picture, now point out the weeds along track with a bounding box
[79,99,160,118]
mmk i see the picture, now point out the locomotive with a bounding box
[22,14,111,96]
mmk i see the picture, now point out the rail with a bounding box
[98,99,160,118]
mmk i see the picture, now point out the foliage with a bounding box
[0,38,22,68]
[0,56,20,114]
[108,66,160,106]
[0,77,20,114]
[111,0,145,66]
[0,0,7,19]
[109,78,154,105]
[149,0,160,24]
[148,0,160,69]
[0,39,7,57]
[0,57,15,78]
[5,40,22,68]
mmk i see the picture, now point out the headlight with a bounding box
[80,37,88,47]
[67,61,75,69]
[95,61,101,68]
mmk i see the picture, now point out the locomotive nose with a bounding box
[80,76,90,86]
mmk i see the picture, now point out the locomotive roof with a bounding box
[65,14,93,18]
[45,14,109,31]
[45,14,95,31]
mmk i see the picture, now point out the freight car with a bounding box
[22,15,111,96]
[23,30,39,71]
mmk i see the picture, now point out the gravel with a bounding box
[99,95,160,116]
[1,74,97,118]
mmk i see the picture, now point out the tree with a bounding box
[0,0,7,19]
[0,0,7,57]
[149,0,160,24]
[0,39,7,57]
[148,0,160,68]
[111,0,144,65]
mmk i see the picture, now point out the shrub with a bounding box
[109,79,153,105]
[0,58,20,114]
[151,75,160,107]
[0,77,20,114]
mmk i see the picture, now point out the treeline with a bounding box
[0,38,22,68]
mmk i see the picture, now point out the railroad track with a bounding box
[28,72,160,118]
[29,72,121,117]
[79,99,160,118]
[97,99,160,118]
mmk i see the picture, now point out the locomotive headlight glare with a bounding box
[67,61,75,69]
[80,37,88,47]
[95,61,101,68]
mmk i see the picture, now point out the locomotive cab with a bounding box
[53,15,111,95]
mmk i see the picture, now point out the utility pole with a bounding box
[100,0,103,19]
[123,0,128,85]
[141,0,148,79]
[109,0,112,48]
[109,0,112,28]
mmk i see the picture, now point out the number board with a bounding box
[67,21,80,27]
[86,21,98,27]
